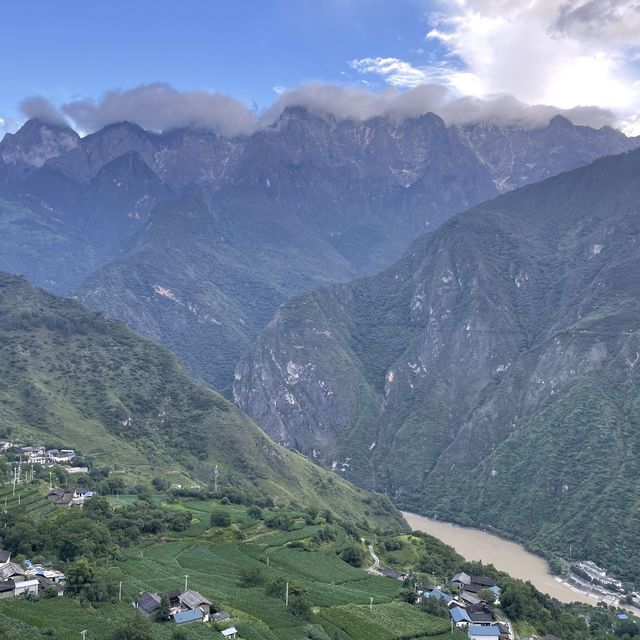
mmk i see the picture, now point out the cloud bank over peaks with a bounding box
[9,80,625,140]
[265,83,616,129]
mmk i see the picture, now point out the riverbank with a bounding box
[402,511,598,605]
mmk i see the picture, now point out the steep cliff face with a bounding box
[1,110,638,392]
[235,148,640,580]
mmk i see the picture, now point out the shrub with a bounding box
[210,510,232,527]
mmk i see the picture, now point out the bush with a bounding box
[210,510,232,527]
[247,505,262,520]
[239,565,265,587]
[340,546,366,567]
[112,615,153,640]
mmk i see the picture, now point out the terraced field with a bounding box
[0,499,448,639]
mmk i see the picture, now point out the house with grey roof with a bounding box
[135,592,162,619]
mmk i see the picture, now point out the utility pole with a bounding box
[214,465,219,494]
[184,575,189,591]
[369,597,373,611]
[119,581,122,602]
[49,471,53,491]
[18,493,20,506]
[80,631,87,640]
[285,582,289,607]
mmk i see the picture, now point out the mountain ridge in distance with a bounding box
[1,109,638,393]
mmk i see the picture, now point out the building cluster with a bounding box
[134,588,237,637]
[1,442,87,474]
[423,572,510,640]
[0,551,65,600]
[571,560,624,591]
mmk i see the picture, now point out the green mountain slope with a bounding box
[235,148,640,580]
[0,272,404,530]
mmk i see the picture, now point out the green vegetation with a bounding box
[0,491,637,640]
[0,272,404,531]
[236,147,640,582]
[321,602,454,640]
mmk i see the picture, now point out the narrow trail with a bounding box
[364,538,380,573]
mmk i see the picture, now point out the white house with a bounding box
[221,627,238,639]
[14,579,39,597]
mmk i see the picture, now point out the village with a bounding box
[0,441,88,474]
[0,549,65,601]
[373,560,512,640]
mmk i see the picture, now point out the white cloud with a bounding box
[425,0,640,132]
[349,57,432,88]
[61,83,258,137]
[264,83,615,129]
[0,117,20,136]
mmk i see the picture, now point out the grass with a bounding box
[321,602,456,640]
[0,501,409,639]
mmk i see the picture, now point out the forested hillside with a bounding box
[0,272,404,529]
[235,148,640,581]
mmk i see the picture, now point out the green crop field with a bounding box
[0,500,416,639]
[321,602,458,640]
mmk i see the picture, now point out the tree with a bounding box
[247,505,262,520]
[210,510,231,527]
[290,593,312,619]
[399,588,418,604]
[340,546,365,567]
[66,557,95,597]
[113,616,153,640]
[239,565,264,587]
[421,595,449,618]
[477,588,497,605]
[157,593,171,621]
[152,476,171,491]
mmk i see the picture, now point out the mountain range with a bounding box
[1,110,637,393]
[234,146,640,581]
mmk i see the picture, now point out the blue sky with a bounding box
[2,1,640,134]
[1,0,436,118]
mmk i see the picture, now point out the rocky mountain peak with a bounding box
[0,118,79,167]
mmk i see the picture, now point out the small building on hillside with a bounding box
[451,606,472,627]
[452,572,472,588]
[221,628,238,639]
[135,592,162,619]
[0,562,26,583]
[14,579,39,597]
[460,590,483,606]
[173,609,204,625]
[0,581,15,600]
[178,589,211,621]
[211,612,231,622]
[0,550,12,564]
[468,625,500,640]
[427,588,454,605]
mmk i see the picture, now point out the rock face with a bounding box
[0,110,638,392]
[235,148,640,581]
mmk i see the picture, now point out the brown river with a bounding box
[402,511,596,605]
